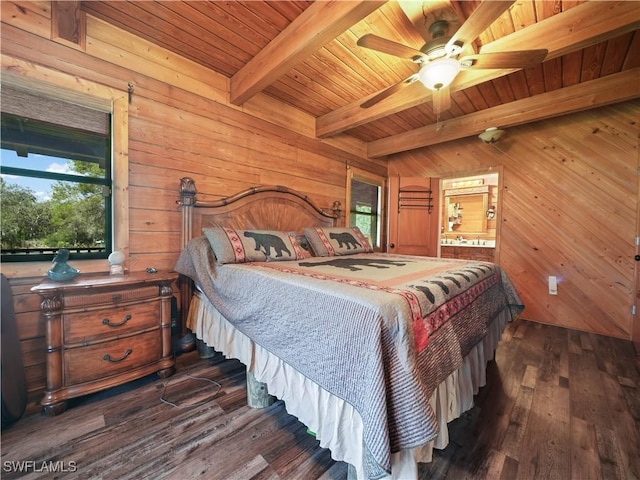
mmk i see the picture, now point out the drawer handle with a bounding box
[103,349,133,363]
[102,314,132,328]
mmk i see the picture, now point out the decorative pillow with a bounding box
[203,227,311,264]
[302,226,373,257]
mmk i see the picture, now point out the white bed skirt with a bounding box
[186,291,510,480]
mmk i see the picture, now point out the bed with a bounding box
[174,178,523,480]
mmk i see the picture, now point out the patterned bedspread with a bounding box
[175,237,523,479]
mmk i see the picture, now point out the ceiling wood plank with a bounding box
[510,0,537,31]
[482,1,640,58]
[601,32,634,76]
[580,42,607,82]
[524,65,546,95]
[367,68,640,158]
[339,21,417,89]
[622,31,640,69]
[534,0,562,19]
[160,2,261,60]
[316,1,640,138]
[543,56,563,91]
[447,1,514,50]
[396,1,456,43]
[83,1,244,76]
[561,50,583,87]
[229,0,386,106]
[491,76,516,103]
[506,70,531,100]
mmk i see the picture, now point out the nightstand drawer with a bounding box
[64,300,161,344]
[64,330,162,384]
[63,285,159,308]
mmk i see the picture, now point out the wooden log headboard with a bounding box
[176,178,343,337]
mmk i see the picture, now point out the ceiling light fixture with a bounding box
[417,58,460,90]
[478,127,506,144]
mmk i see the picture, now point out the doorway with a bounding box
[439,168,502,262]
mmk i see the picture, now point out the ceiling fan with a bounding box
[357,1,548,111]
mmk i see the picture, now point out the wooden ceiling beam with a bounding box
[229,0,385,106]
[51,1,86,51]
[316,1,640,138]
[367,68,640,158]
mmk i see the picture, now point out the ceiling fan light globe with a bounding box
[418,58,460,91]
[478,127,505,144]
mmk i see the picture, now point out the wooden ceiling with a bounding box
[82,1,640,158]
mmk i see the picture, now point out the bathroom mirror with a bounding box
[440,171,500,246]
[445,193,488,234]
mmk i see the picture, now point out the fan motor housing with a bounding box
[421,36,449,59]
[421,20,463,60]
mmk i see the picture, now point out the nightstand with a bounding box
[31,271,177,415]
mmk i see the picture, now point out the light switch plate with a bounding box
[548,275,558,295]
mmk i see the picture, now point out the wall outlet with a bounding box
[548,275,558,295]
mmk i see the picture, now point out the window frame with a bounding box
[0,63,129,277]
[346,166,385,251]
[1,113,113,263]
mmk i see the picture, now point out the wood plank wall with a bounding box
[388,100,640,341]
[0,1,385,411]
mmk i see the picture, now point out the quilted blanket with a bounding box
[175,237,523,479]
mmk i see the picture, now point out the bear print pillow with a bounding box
[203,227,311,264]
[302,226,373,257]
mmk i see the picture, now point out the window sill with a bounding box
[0,259,111,279]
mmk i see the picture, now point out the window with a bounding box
[349,176,382,249]
[1,88,112,262]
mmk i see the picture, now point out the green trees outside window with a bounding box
[1,112,111,262]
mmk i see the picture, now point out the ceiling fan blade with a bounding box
[432,86,451,113]
[445,1,514,53]
[460,49,548,69]
[357,34,424,61]
[361,75,419,109]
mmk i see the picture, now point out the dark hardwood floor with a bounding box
[2,320,639,479]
